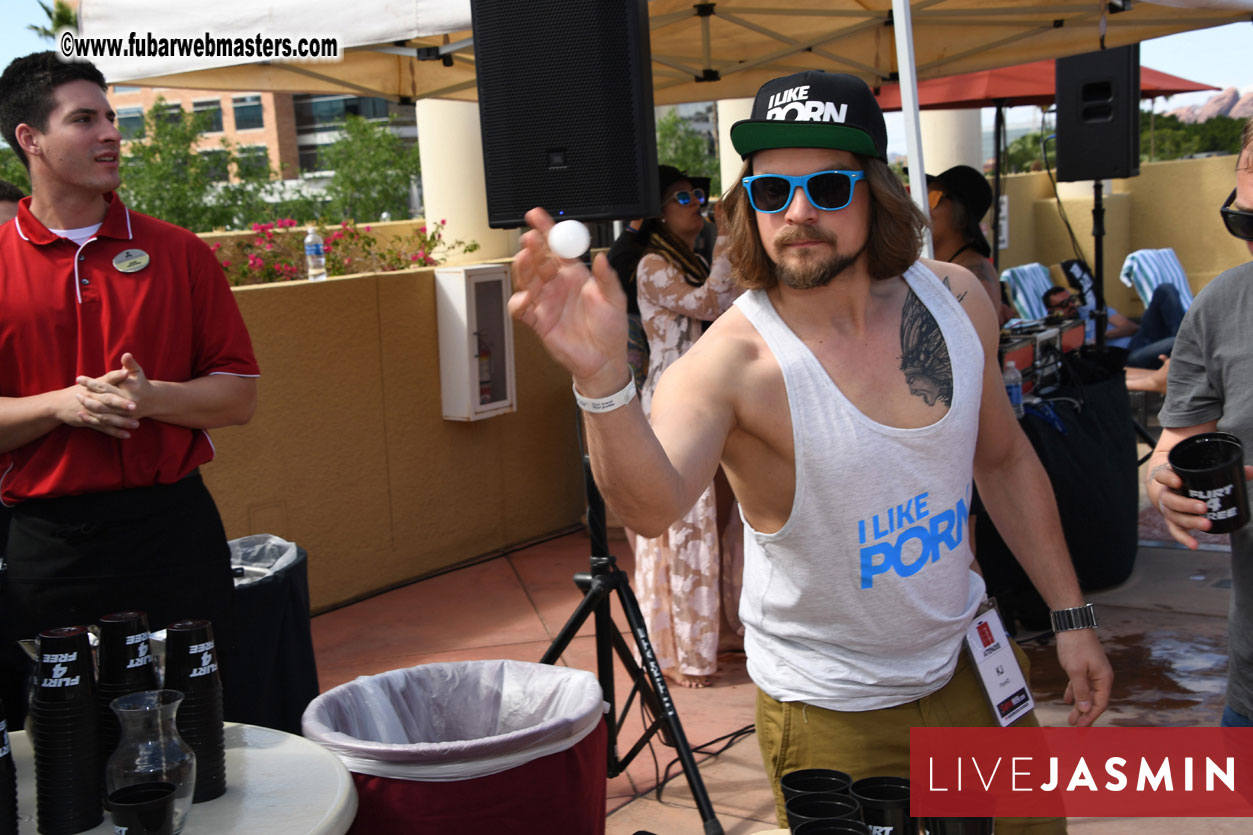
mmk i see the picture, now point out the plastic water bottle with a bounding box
[1003,361,1024,419]
[304,226,326,281]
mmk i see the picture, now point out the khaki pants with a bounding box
[755,641,1066,834]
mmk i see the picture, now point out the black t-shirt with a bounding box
[606,225,646,317]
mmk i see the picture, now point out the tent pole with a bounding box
[992,101,1006,271]
[891,0,931,257]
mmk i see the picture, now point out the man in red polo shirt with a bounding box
[0,53,259,726]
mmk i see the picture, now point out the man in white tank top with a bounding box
[510,71,1111,833]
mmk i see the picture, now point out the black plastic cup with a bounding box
[850,777,916,835]
[109,782,176,835]
[782,768,854,801]
[32,627,95,705]
[784,793,861,831]
[794,819,871,835]
[1168,432,1251,534]
[923,817,994,835]
[97,612,159,691]
[163,620,221,694]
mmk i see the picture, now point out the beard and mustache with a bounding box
[770,225,867,290]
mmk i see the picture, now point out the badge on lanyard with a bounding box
[112,249,150,273]
[964,599,1035,726]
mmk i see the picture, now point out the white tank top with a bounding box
[734,262,986,711]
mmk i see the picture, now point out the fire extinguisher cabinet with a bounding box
[434,264,517,421]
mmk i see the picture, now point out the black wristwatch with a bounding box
[1049,603,1098,633]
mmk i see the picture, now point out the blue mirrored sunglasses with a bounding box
[664,188,707,207]
[741,169,866,214]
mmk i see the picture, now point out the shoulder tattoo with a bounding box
[900,288,954,407]
[941,274,968,303]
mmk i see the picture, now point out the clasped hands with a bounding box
[69,352,152,439]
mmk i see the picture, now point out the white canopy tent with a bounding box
[78,0,1253,232]
[79,1,1253,105]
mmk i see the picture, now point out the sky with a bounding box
[1,2,1250,156]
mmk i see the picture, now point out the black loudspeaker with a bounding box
[1055,45,1140,182]
[470,0,658,228]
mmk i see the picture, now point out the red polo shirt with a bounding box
[0,194,260,504]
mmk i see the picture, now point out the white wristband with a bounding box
[572,374,637,413]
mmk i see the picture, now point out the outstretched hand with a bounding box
[509,208,629,394]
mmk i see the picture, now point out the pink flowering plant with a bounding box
[214,218,479,286]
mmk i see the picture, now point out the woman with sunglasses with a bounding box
[926,165,1014,326]
[631,165,742,688]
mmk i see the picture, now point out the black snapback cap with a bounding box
[927,165,993,258]
[731,70,888,162]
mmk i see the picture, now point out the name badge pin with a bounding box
[112,249,150,273]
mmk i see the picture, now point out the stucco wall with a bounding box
[997,155,1249,314]
[201,268,584,613]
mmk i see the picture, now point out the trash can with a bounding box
[302,660,608,835]
[229,534,320,734]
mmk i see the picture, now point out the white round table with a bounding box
[10,722,357,834]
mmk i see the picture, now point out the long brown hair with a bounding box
[638,216,710,287]
[722,155,927,290]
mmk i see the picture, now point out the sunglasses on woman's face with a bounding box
[1221,188,1253,241]
[664,188,707,207]
[741,169,866,214]
[928,188,948,210]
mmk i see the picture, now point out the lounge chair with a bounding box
[1001,262,1055,320]
[1118,247,1194,314]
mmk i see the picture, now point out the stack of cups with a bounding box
[163,620,226,802]
[849,777,915,835]
[96,612,159,774]
[781,768,865,833]
[30,626,102,833]
[1,697,16,835]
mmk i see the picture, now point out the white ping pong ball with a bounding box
[547,220,590,260]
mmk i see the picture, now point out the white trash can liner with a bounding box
[230,533,302,585]
[302,660,607,782]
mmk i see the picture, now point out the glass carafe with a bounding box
[106,690,196,835]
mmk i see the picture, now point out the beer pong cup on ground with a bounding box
[850,776,915,835]
[794,819,871,834]
[782,768,854,801]
[109,782,176,835]
[1168,432,1251,534]
[784,793,861,831]
[923,817,994,835]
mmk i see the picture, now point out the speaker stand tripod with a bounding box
[540,455,724,835]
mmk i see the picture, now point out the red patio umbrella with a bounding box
[874,60,1216,268]
[873,61,1218,111]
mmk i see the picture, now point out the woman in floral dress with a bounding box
[631,166,742,688]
